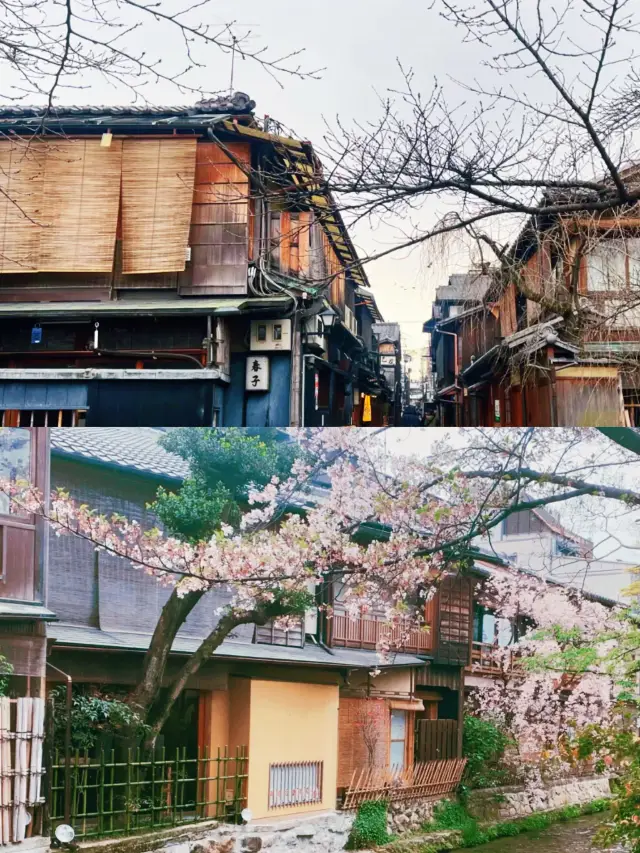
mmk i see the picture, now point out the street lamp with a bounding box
[319,306,338,334]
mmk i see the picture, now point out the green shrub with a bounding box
[583,798,609,814]
[493,820,521,836]
[346,800,390,849]
[558,804,581,821]
[520,812,553,831]
[462,715,512,789]
[429,800,473,831]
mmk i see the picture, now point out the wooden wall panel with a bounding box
[556,377,624,426]
[179,141,249,296]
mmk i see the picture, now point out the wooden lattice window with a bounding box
[1,410,86,427]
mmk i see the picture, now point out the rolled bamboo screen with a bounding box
[39,139,123,272]
[0,697,45,844]
[121,138,197,274]
[0,139,122,273]
[0,141,46,273]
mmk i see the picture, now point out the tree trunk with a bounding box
[143,602,290,748]
[128,586,205,718]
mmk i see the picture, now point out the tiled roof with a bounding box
[50,428,190,481]
[47,623,426,669]
[0,92,255,118]
[372,322,401,343]
[435,273,492,303]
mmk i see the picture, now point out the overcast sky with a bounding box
[34,0,634,351]
[381,428,640,570]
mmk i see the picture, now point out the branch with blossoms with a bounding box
[470,569,633,783]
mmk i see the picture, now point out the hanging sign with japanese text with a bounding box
[246,355,270,391]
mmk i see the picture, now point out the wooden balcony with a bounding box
[467,641,518,676]
[330,611,433,654]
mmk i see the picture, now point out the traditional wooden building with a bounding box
[43,429,443,820]
[0,94,388,427]
[0,428,474,828]
[0,428,52,698]
[426,203,640,426]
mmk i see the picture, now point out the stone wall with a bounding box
[466,775,612,822]
[78,812,354,853]
[387,797,452,834]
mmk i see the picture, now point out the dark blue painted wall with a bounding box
[223,353,291,426]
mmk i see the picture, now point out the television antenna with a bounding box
[229,34,238,95]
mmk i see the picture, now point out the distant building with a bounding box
[424,269,493,425]
[373,322,403,425]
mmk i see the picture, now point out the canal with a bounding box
[455,813,622,852]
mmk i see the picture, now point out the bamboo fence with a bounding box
[342,758,467,810]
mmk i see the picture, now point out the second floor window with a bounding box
[0,429,31,516]
[586,238,640,292]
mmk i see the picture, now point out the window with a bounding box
[554,537,580,557]
[268,211,282,271]
[586,241,627,291]
[1,410,86,427]
[0,429,31,516]
[624,389,640,426]
[496,617,513,647]
[628,239,640,290]
[390,709,407,770]
[268,761,323,809]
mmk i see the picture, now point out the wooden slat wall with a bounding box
[434,576,473,666]
[556,377,624,426]
[122,138,197,274]
[254,619,304,647]
[179,141,249,295]
[415,719,458,762]
[0,141,46,273]
[39,139,122,272]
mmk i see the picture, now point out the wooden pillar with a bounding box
[548,345,558,426]
[456,667,465,759]
[197,690,230,817]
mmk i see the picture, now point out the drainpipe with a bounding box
[46,662,73,825]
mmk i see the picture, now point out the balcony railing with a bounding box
[331,611,432,654]
[468,641,518,676]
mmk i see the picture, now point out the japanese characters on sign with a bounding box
[246,355,270,391]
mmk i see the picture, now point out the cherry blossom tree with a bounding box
[470,570,626,778]
[1,426,639,747]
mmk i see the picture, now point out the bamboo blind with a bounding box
[0,141,46,273]
[39,139,122,272]
[0,698,45,844]
[122,138,197,274]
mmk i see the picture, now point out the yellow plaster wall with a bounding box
[246,679,339,819]
[228,677,251,755]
